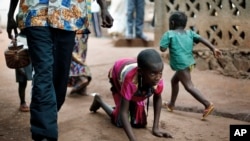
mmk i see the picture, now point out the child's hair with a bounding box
[137,49,163,69]
[169,11,188,29]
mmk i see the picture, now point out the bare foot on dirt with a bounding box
[89,93,101,112]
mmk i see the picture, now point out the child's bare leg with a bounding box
[169,72,180,108]
[18,81,30,112]
[178,69,211,108]
[18,81,27,105]
[89,94,113,116]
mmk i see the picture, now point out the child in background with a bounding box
[89,49,172,141]
[16,33,32,112]
[16,66,32,112]
[160,11,222,119]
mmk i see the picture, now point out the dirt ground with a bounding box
[0,30,249,141]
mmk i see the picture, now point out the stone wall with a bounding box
[161,49,250,79]
[155,0,250,79]
[195,49,250,79]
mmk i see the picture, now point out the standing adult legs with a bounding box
[51,28,75,111]
[92,12,102,37]
[135,0,145,37]
[25,27,58,141]
[126,0,135,37]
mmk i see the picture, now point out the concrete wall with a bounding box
[155,0,250,49]
[0,0,19,28]
[0,0,10,27]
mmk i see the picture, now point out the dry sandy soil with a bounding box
[0,30,249,141]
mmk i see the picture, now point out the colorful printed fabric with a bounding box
[17,0,92,31]
[108,58,164,127]
[68,33,91,87]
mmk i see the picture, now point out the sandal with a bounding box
[19,103,30,112]
[202,103,214,119]
[166,105,174,112]
[162,101,174,112]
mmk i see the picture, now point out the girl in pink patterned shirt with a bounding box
[90,49,172,141]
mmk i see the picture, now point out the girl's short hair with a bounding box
[169,11,188,28]
[137,49,163,69]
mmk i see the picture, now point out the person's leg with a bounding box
[70,76,90,95]
[167,72,180,110]
[16,68,28,105]
[92,12,102,37]
[69,33,91,95]
[78,76,91,95]
[126,0,135,38]
[135,0,145,38]
[16,67,31,112]
[25,27,58,141]
[177,68,211,108]
[18,81,30,112]
[18,81,27,104]
[89,94,113,116]
[51,28,75,111]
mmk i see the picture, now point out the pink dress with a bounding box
[108,58,164,127]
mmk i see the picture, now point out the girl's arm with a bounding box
[152,94,172,138]
[198,37,222,58]
[120,98,137,141]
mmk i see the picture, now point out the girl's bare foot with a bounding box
[89,93,101,112]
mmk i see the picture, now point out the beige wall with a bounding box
[154,0,250,49]
[0,0,19,28]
